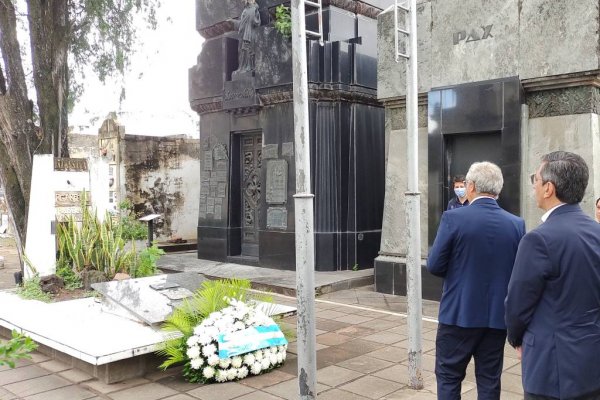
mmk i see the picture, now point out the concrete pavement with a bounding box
[0,239,526,399]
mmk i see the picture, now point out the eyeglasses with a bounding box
[530,173,552,186]
[529,173,537,185]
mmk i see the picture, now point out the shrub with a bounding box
[0,331,38,368]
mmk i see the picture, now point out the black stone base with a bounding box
[374,257,443,301]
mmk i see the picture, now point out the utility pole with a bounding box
[291,0,322,398]
[395,0,423,389]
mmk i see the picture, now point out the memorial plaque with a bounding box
[213,143,228,160]
[266,160,288,204]
[54,158,88,172]
[215,198,223,205]
[200,184,209,195]
[262,144,278,159]
[217,183,226,197]
[214,205,222,220]
[55,206,84,222]
[216,171,227,182]
[267,207,288,230]
[55,191,91,207]
[215,160,228,171]
[282,142,294,157]
[222,77,259,110]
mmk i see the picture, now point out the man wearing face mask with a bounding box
[447,175,469,210]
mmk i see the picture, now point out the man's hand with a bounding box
[516,346,522,360]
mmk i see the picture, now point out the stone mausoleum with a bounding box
[375,0,600,298]
[190,0,393,270]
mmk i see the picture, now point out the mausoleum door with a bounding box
[240,133,262,257]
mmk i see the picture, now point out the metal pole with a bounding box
[405,0,423,389]
[291,0,318,399]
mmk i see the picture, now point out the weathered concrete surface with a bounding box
[378,0,600,98]
[378,126,429,257]
[519,0,599,79]
[157,252,374,296]
[377,3,432,100]
[122,135,201,241]
[430,0,519,88]
[0,237,19,289]
[523,113,600,230]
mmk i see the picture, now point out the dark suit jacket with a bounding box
[505,204,600,399]
[427,197,526,329]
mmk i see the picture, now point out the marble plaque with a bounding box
[92,273,206,326]
[267,207,288,230]
[54,158,88,172]
[217,183,226,197]
[266,160,288,204]
[214,205,222,220]
[262,144,278,159]
[55,191,91,207]
[282,142,294,157]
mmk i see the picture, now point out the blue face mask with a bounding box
[454,188,466,198]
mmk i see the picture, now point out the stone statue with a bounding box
[232,0,261,78]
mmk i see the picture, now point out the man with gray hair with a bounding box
[428,161,526,399]
[506,151,600,399]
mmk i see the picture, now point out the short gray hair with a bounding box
[465,162,504,196]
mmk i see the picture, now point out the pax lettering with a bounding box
[453,25,493,45]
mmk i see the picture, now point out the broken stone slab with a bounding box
[92,272,206,326]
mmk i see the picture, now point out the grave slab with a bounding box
[92,273,206,325]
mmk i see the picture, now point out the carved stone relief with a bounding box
[527,86,600,118]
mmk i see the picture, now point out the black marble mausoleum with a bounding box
[190,0,392,271]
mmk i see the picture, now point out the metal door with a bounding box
[240,133,262,257]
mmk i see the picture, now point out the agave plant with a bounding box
[157,278,273,370]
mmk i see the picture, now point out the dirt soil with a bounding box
[50,287,97,302]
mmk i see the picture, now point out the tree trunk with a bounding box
[27,0,70,158]
[0,0,43,246]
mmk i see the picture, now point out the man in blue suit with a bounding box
[505,151,600,399]
[428,161,526,399]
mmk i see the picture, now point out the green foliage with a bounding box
[16,276,52,303]
[274,5,292,38]
[118,200,148,241]
[352,263,359,271]
[68,0,161,104]
[56,259,82,290]
[157,279,272,370]
[0,331,38,368]
[57,192,136,279]
[130,243,165,278]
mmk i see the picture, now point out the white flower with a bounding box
[219,358,231,369]
[232,356,243,368]
[270,346,278,354]
[202,344,217,357]
[269,353,278,365]
[198,335,213,346]
[251,361,262,375]
[207,354,220,366]
[190,357,204,369]
[215,369,228,382]
[193,326,205,336]
[202,366,215,379]
[277,353,283,364]
[238,366,249,379]
[243,353,255,365]
[186,346,200,359]
[282,351,287,361]
[261,357,271,370]
[186,336,199,346]
[227,368,238,381]
[254,350,263,361]
[233,321,246,331]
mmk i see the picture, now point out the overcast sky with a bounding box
[69,0,204,137]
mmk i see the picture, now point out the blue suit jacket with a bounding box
[505,204,600,399]
[427,198,525,329]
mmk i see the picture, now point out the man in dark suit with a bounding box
[505,151,600,399]
[428,161,526,399]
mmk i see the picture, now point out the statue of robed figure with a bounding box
[232,0,261,78]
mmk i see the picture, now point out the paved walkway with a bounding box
[0,241,525,399]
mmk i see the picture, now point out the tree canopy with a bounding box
[0,0,160,255]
